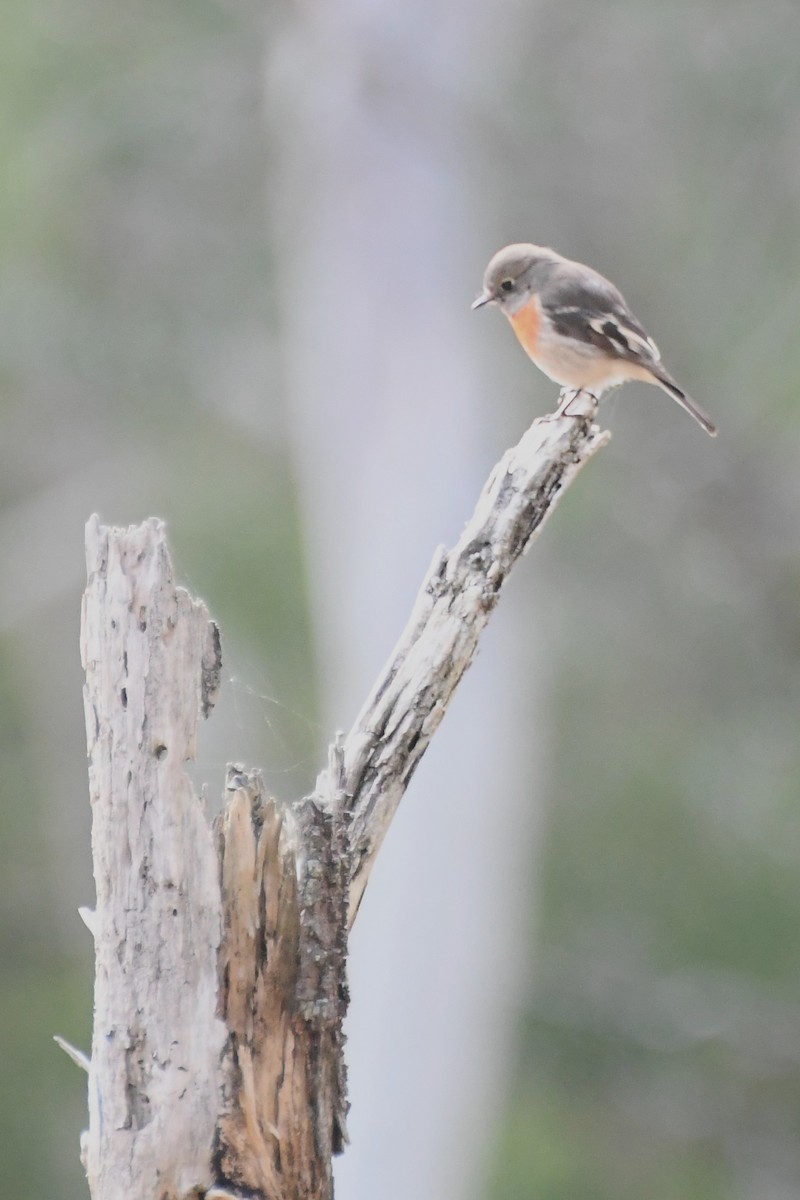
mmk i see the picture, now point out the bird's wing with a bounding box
[540,262,662,366]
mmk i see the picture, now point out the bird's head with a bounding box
[471,243,562,315]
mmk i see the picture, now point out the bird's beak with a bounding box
[471,288,493,310]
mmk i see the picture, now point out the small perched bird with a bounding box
[472,243,717,436]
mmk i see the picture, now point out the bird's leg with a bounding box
[556,387,581,417]
[539,388,598,427]
[555,388,599,420]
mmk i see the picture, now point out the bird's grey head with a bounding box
[471,243,562,314]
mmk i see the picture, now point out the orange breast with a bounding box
[508,298,542,357]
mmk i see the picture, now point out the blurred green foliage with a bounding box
[0,3,315,1196]
[3,0,800,1197]
[479,3,800,1187]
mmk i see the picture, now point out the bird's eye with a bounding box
[500,279,515,293]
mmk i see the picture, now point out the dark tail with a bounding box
[653,371,717,437]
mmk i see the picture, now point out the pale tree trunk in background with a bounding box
[266,7,547,1198]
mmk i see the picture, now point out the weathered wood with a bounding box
[76,404,608,1198]
[81,516,227,1198]
[80,517,347,1200]
[317,404,610,922]
[214,756,348,1199]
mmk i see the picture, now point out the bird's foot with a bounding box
[539,389,598,425]
[557,388,598,418]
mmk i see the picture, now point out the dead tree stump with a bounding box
[75,406,608,1199]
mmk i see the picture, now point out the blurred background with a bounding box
[2,0,800,1197]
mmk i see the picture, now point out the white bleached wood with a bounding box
[54,1035,91,1074]
[78,905,97,937]
[81,516,227,1199]
[323,405,610,924]
[80,516,347,1200]
[77,405,607,1198]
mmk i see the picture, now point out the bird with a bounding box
[472,243,717,437]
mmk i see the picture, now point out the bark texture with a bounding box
[82,516,226,1199]
[81,517,347,1200]
[331,406,609,922]
[78,407,607,1199]
[214,758,348,1199]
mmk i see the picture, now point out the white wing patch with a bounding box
[588,314,660,361]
